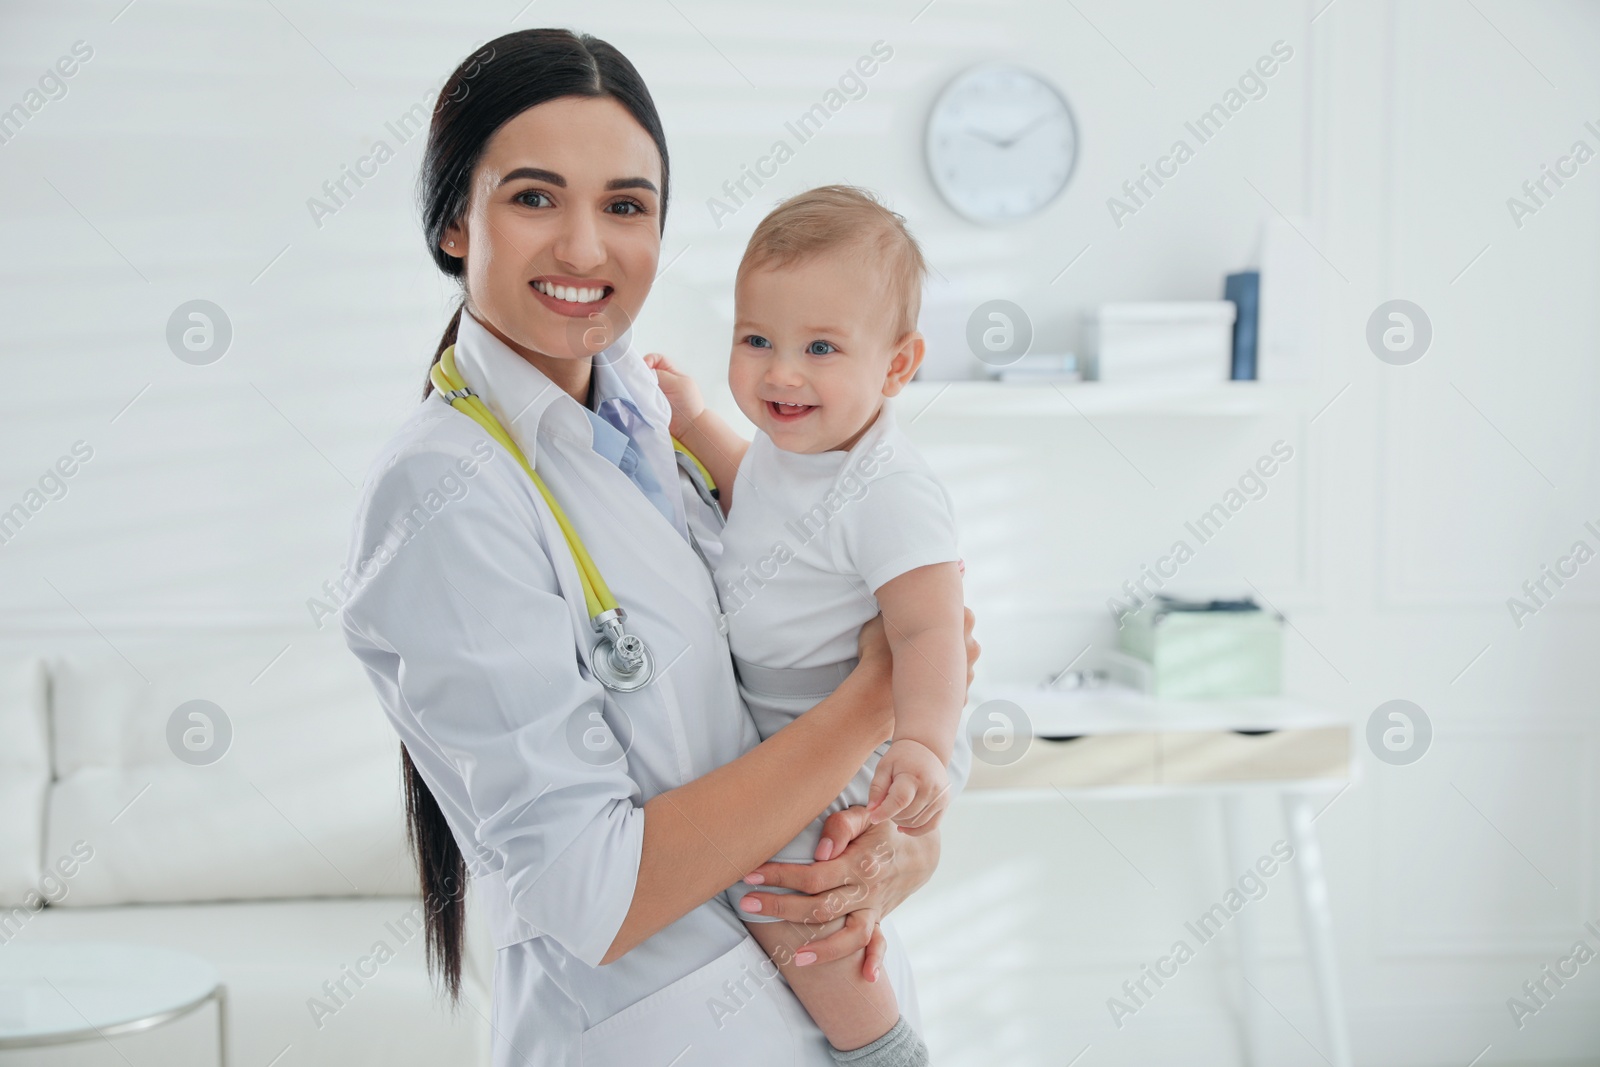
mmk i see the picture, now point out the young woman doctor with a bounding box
[339,30,979,1067]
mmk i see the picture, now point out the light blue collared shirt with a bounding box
[584,358,676,527]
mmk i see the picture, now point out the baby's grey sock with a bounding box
[828,1015,929,1067]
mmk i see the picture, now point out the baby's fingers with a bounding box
[891,776,953,828]
[866,761,894,815]
[893,793,948,835]
[870,774,918,825]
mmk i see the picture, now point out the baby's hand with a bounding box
[642,352,704,437]
[866,739,951,836]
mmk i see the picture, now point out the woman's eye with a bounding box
[515,189,552,208]
[608,199,645,216]
[745,335,771,350]
[807,340,836,356]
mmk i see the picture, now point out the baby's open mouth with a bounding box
[766,400,816,422]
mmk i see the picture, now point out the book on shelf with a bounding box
[1225,270,1260,380]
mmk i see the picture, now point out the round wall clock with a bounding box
[925,63,1078,224]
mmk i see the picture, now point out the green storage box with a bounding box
[1118,598,1283,698]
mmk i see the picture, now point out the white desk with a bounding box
[0,942,228,1064]
[966,684,1354,1067]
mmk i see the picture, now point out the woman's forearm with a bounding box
[601,660,893,963]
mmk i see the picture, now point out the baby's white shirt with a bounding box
[714,401,961,669]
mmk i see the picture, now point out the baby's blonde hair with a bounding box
[737,185,927,341]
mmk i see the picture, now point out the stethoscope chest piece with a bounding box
[590,608,654,693]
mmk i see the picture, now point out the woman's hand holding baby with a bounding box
[739,808,939,981]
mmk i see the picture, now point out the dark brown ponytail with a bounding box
[402,744,466,1001]
[421,304,464,400]
[405,28,671,1000]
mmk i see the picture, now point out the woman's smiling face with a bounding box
[442,95,663,367]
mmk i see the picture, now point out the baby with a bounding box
[647,186,965,1066]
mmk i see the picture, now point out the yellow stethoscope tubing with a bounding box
[429,345,716,625]
[431,345,615,621]
[675,437,716,497]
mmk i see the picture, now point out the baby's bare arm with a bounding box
[874,561,966,761]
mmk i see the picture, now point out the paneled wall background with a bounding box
[1,0,1596,1064]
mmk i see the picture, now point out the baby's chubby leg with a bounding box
[742,915,904,1053]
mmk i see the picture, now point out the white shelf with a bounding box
[969,681,1348,736]
[899,379,1306,418]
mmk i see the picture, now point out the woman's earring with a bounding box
[448,240,456,247]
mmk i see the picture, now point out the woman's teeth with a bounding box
[533,280,608,303]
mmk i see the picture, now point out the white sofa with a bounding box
[0,636,493,1066]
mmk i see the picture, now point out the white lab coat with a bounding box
[340,311,921,1066]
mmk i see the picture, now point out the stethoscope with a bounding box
[430,345,718,693]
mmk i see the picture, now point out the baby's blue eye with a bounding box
[746,335,771,349]
[807,340,835,356]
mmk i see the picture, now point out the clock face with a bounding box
[925,64,1078,224]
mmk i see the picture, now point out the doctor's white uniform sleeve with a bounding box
[340,444,642,967]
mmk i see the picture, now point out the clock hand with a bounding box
[995,112,1052,148]
[964,126,1006,146]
